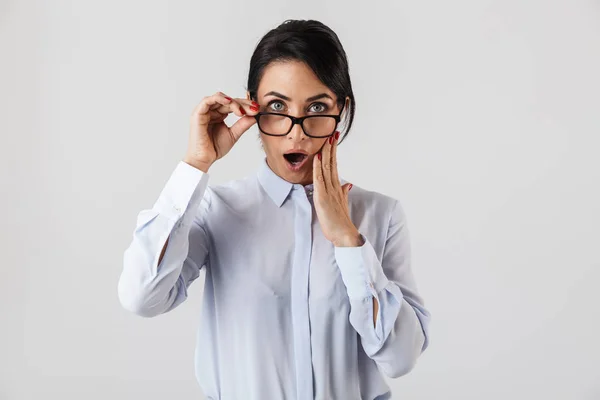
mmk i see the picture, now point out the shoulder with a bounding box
[347,183,409,234]
[205,175,258,208]
[349,183,402,214]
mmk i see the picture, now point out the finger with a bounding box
[194,92,259,119]
[213,99,244,117]
[237,98,261,110]
[217,91,255,107]
[217,91,232,101]
[342,183,352,202]
[229,115,257,141]
[237,98,261,115]
[330,131,341,191]
[194,92,233,117]
[321,134,334,192]
[208,110,228,122]
[193,95,232,125]
[214,98,261,118]
[209,91,235,111]
[313,151,326,193]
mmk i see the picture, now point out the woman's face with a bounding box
[249,60,346,186]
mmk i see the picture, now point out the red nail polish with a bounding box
[318,153,322,160]
[250,105,259,111]
[335,131,340,140]
[252,101,260,107]
[349,184,353,190]
[240,107,246,115]
[224,96,232,101]
[329,136,333,144]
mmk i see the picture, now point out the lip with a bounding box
[284,149,309,155]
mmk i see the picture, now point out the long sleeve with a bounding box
[334,199,431,378]
[118,161,212,318]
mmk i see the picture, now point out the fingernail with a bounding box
[349,184,353,190]
[224,96,232,101]
[335,131,340,140]
[329,136,333,144]
[318,153,322,160]
[252,101,260,107]
[240,107,246,115]
[250,105,259,111]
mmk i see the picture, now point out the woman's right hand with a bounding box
[184,92,260,172]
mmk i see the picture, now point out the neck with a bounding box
[266,157,313,186]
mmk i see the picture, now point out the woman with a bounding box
[118,19,431,400]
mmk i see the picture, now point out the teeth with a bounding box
[284,153,307,164]
[285,153,306,167]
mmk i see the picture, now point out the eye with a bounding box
[309,102,328,113]
[267,100,286,112]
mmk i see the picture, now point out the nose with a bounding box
[288,121,305,141]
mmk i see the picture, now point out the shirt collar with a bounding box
[257,156,348,207]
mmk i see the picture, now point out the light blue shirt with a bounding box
[118,157,431,400]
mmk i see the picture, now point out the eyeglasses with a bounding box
[254,102,345,138]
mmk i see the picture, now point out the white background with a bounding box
[1,0,599,399]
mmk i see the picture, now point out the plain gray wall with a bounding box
[1,0,599,399]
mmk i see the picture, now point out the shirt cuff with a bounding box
[334,233,390,300]
[152,161,210,224]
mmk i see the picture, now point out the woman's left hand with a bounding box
[313,131,363,247]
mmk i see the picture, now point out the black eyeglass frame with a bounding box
[253,102,346,138]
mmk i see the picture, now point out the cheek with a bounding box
[260,135,277,152]
[314,139,328,153]
[261,136,287,161]
[260,134,326,157]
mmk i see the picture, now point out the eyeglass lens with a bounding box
[258,114,337,137]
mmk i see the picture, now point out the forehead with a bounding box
[257,60,334,100]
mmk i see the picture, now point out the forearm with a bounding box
[119,210,194,317]
[334,229,431,377]
[348,285,428,377]
[118,161,210,317]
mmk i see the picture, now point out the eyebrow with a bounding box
[263,91,333,102]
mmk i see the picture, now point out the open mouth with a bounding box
[283,153,309,170]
